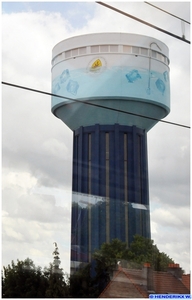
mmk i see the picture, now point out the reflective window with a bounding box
[72,48,78,56]
[123,45,132,53]
[65,50,71,58]
[100,45,108,52]
[151,50,156,58]
[132,46,140,54]
[141,47,148,56]
[110,45,118,52]
[79,47,86,55]
[91,45,99,53]
[52,45,169,66]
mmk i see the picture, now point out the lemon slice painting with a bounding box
[90,59,102,72]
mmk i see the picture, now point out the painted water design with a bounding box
[52,66,170,107]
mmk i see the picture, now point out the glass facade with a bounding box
[71,124,151,273]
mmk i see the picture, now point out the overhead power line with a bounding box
[144,2,190,24]
[2,81,190,129]
[96,2,190,44]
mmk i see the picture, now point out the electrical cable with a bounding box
[96,2,190,44]
[2,81,190,129]
[144,2,190,24]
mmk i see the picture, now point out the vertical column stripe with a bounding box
[106,132,110,243]
[88,133,92,262]
[78,127,83,192]
[124,133,129,246]
[88,134,91,194]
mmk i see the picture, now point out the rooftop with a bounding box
[99,264,190,298]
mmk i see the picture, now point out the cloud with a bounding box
[2,173,71,270]
[2,11,73,81]
[2,173,71,225]
[151,206,190,228]
[150,205,190,273]
[148,124,190,210]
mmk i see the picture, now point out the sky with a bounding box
[2,1,190,275]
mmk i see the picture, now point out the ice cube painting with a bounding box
[60,69,70,83]
[163,71,169,82]
[125,69,141,83]
[155,78,165,95]
[52,69,79,96]
[67,80,79,95]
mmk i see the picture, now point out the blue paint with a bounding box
[155,78,165,95]
[125,69,141,83]
[53,82,60,94]
[163,71,169,82]
[67,80,79,95]
[60,69,70,83]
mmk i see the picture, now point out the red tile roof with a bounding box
[99,268,146,298]
[99,266,190,298]
[182,274,190,291]
[153,271,190,294]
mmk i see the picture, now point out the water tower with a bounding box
[51,33,170,273]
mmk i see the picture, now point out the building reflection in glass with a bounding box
[71,191,150,274]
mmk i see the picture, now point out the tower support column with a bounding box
[70,124,151,273]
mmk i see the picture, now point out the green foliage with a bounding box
[92,235,175,273]
[44,242,69,297]
[67,235,174,298]
[156,251,175,272]
[126,235,174,271]
[69,263,99,298]
[52,243,61,271]
[70,236,160,298]
[1,237,178,298]
[2,258,69,298]
[2,258,48,298]
[45,263,69,298]
[93,238,129,279]
[94,238,129,263]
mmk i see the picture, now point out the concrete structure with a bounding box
[51,33,170,273]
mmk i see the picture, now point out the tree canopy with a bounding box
[2,258,48,298]
[69,236,176,297]
[2,236,178,298]
[45,243,69,298]
[93,235,175,272]
[2,244,69,298]
[128,235,175,271]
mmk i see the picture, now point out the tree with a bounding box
[45,242,69,298]
[156,251,176,272]
[1,237,179,298]
[126,235,175,271]
[92,235,176,277]
[93,238,129,267]
[68,236,179,297]
[2,243,69,298]
[93,238,129,284]
[75,239,129,295]
[69,263,99,298]
[2,258,48,298]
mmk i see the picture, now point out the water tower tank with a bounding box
[51,32,170,131]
